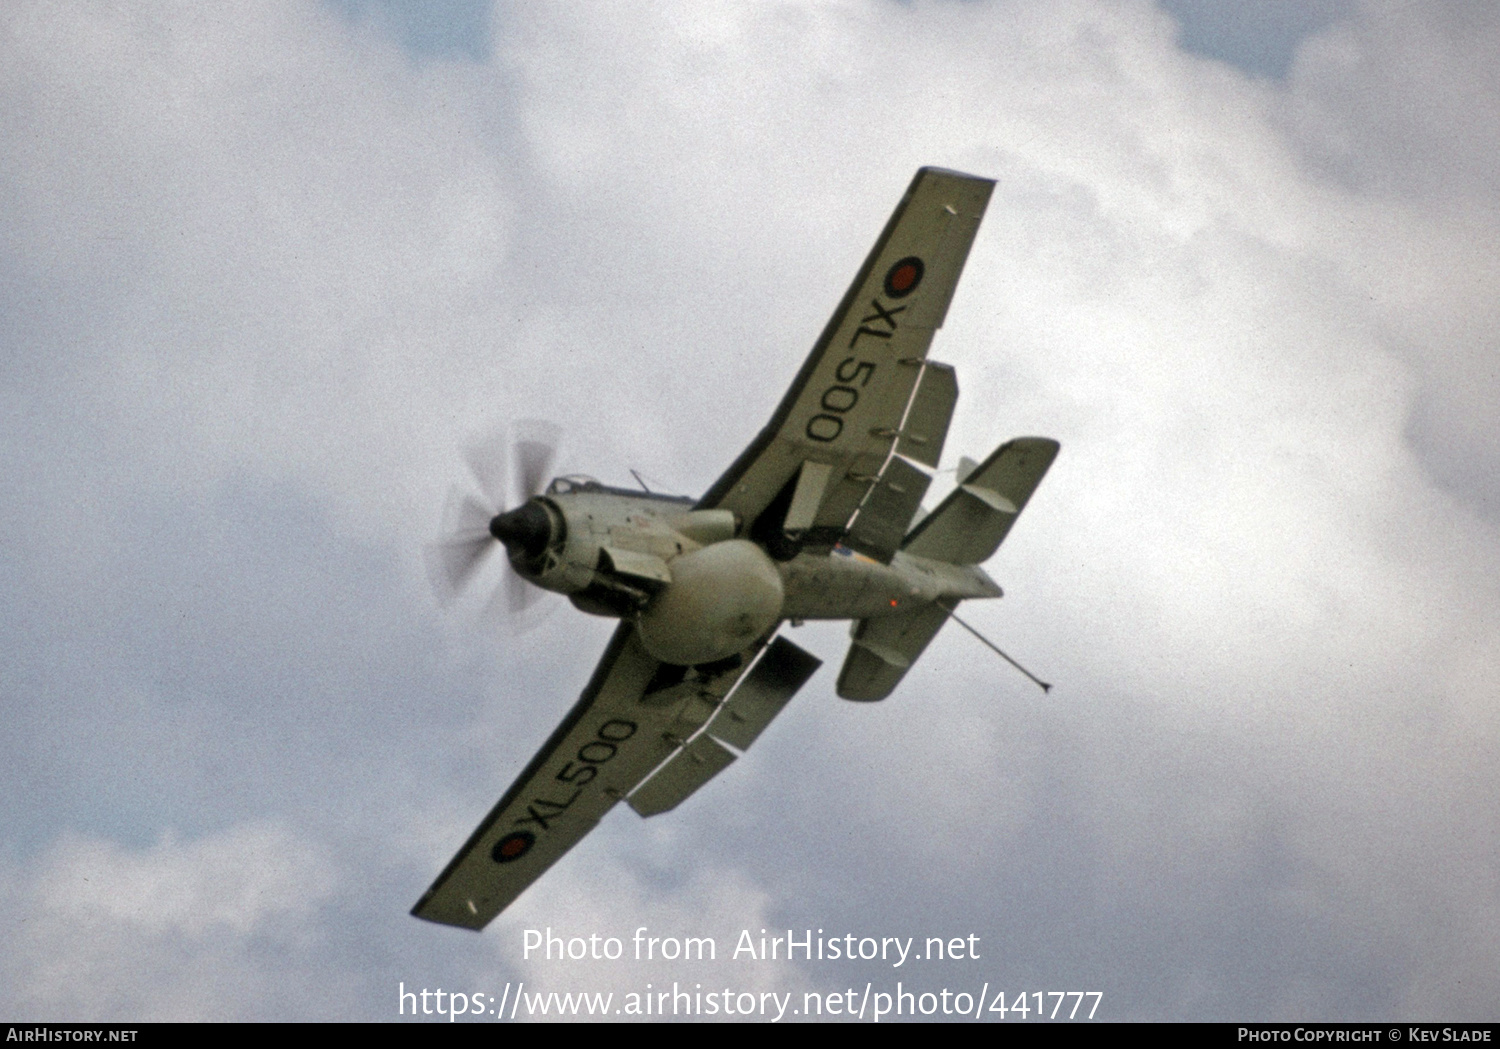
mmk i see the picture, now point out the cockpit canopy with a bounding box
[545,474,602,496]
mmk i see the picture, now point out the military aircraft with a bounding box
[413,167,1059,930]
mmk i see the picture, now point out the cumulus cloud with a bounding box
[1,0,1496,1022]
[1285,1,1500,514]
[1,823,340,1020]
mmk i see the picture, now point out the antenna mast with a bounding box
[945,607,1052,693]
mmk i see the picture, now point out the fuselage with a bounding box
[490,477,999,665]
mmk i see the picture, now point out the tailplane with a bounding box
[836,603,952,701]
[902,437,1058,565]
[834,436,1058,700]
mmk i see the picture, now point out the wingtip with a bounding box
[916,164,996,185]
[410,902,488,932]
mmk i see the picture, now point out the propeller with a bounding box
[426,420,561,620]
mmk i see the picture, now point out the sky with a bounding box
[2,0,1497,1023]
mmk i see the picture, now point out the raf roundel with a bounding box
[491,831,535,864]
[883,256,925,298]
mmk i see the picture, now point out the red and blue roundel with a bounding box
[883,256,925,298]
[491,830,535,864]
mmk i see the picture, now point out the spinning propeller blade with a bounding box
[427,421,563,622]
[514,420,562,501]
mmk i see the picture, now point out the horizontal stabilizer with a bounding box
[958,483,1016,514]
[902,437,1058,564]
[836,603,952,701]
[897,361,958,469]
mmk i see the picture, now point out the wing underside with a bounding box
[628,636,821,816]
[412,626,819,930]
[699,167,994,558]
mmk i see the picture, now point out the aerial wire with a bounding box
[943,605,1052,693]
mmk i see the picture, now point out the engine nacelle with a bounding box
[636,540,783,665]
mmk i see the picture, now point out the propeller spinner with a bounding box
[426,421,561,618]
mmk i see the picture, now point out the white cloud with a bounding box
[2,823,340,1020]
[1,0,1497,1021]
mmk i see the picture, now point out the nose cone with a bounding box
[490,502,552,561]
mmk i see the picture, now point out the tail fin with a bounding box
[901,437,1058,564]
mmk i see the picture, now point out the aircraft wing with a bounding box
[412,624,817,930]
[698,168,994,556]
